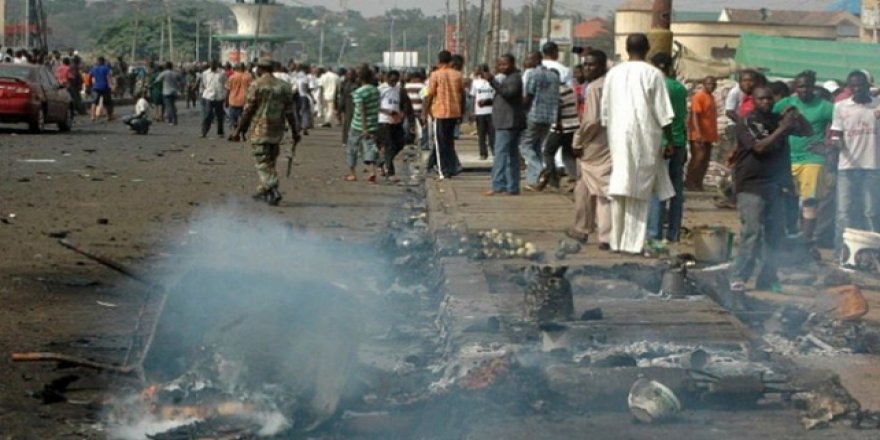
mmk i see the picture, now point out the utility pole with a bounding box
[130,4,139,61]
[159,20,165,61]
[337,33,347,65]
[195,17,200,62]
[474,0,485,68]
[389,16,394,56]
[162,0,175,63]
[319,17,325,65]
[208,22,213,62]
[444,0,450,51]
[253,2,263,61]
[167,14,174,63]
[452,0,462,54]
[24,0,29,48]
[458,0,468,61]
[527,1,533,52]
[543,0,553,40]
[427,34,432,65]
[492,0,501,61]
[648,0,673,58]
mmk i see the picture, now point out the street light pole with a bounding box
[390,17,395,55]
[319,18,325,65]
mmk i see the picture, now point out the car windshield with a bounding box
[0,65,36,81]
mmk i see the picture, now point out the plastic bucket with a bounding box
[628,378,682,423]
[842,228,880,268]
[693,226,732,263]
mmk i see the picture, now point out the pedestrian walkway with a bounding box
[430,131,736,266]
[426,133,755,350]
[427,131,880,414]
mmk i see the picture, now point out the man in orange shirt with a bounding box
[686,76,719,191]
[225,63,253,137]
[423,50,465,178]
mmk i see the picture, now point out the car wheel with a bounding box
[58,107,72,132]
[29,107,46,133]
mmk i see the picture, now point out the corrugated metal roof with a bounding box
[721,8,858,26]
[617,0,653,12]
[671,10,720,22]
[735,33,880,82]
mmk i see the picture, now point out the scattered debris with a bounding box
[467,229,541,260]
[47,230,70,239]
[17,159,57,163]
[556,238,582,256]
[579,307,603,321]
[459,355,511,390]
[463,316,500,333]
[11,352,136,375]
[815,285,869,322]
[791,371,861,430]
[592,352,638,368]
[30,375,80,404]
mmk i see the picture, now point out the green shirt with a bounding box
[245,75,294,145]
[773,96,833,165]
[351,84,380,133]
[665,77,688,148]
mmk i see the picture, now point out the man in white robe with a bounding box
[600,33,675,254]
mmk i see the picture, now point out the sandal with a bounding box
[367,175,377,184]
[343,175,357,182]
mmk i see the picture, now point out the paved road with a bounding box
[1,107,878,439]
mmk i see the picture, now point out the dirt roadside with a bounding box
[0,107,411,438]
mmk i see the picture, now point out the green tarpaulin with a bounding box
[735,33,880,82]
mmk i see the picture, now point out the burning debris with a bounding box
[12,202,880,439]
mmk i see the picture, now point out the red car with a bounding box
[0,64,72,132]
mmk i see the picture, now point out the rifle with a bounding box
[286,136,300,178]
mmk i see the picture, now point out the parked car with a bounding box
[0,64,72,132]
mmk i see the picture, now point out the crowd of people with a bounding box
[360,32,880,298]
[7,33,880,296]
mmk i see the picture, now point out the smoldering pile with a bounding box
[106,355,293,439]
[94,210,450,439]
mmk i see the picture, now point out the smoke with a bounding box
[106,206,392,438]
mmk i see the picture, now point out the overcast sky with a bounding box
[276,0,839,18]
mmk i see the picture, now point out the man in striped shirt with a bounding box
[345,66,381,183]
[536,68,579,191]
[405,71,428,150]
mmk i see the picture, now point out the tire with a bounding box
[58,107,72,132]
[28,107,45,133]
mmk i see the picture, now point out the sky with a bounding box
[274,0,839,18]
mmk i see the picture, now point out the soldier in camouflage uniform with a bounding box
[234,59,301,206]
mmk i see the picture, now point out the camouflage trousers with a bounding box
[252,143,280,192]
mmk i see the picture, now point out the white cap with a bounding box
[823,80,840,93]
